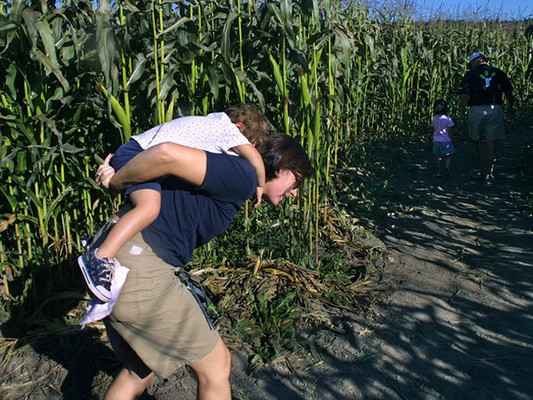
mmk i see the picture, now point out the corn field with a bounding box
[1,0,532,318]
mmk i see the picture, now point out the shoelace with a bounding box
[92,258,116,284]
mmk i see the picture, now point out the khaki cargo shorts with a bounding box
[104,232,219,378]
[467,105,505,141]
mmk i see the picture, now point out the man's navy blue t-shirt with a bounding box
[140,152,256,267]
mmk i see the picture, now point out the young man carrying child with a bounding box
[79,104,269,302]
[91,133,312,399]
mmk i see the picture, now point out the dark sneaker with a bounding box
[484,174,495,185]
[468,169,482,180]
[78,249,115,302]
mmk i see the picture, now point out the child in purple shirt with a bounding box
[432,99,455,179]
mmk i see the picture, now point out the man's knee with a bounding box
[104,368,154,400]
[190,338,232,382]
[215,341,232,378]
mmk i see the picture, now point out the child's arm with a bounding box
[231,143,266,208]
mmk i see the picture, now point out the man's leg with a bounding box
[486,140,497,175]
[104,368,155,400]
[467,106,484,179]
[469,138,480,170]
[468,138,483,179]
[188,337,232,400]
[484,105,505,177]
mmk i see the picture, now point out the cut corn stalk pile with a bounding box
[191,209,388,351]
[202,255,377,323]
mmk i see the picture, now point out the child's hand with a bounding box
[95,153,116,190]
[253,187,264,208]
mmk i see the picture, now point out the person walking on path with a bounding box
[458,51,514,185]
[431,99,455,179]
[91,134,312,400]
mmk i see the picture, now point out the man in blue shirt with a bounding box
[93,134,312,400]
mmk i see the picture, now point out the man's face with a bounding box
[470,57,486,69]
[262,169,301,206]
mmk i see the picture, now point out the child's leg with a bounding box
[445,155,452,169]
[437,156,443,174]
[96,189,161,259]
[443,155,451,179]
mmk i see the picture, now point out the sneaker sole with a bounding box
[77,255,112,302]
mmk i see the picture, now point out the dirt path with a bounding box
[348,126,533,400]
[224,125,533,400]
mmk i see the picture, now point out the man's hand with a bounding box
[95,154,116,190]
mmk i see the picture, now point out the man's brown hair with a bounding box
[258,135,313,183]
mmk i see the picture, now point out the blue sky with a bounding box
[412,0,532,20]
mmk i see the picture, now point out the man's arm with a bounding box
[497,69,514,107]
[100,143,208,192]
[504,89,515,110]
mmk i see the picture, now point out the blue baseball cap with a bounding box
[469,52,487,63]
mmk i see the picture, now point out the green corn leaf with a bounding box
[165,94,176,122]
[27,189,43,209]
[60,143,85,154]
[29,49,70,91]
[0,188,18,210]
[125,55,147,89]
[221,12,239,62]
[159,67,177,101]
[268,53,285,95]
[44,186,74,228]
[158,17,195,37]
[1,150,19,166]
[97,27,116,86]
[300,72,311,107]
[204,65,220,100]
[234,70,265,107]
[21,8,40,46]
[5,63,17,100]
[109,94,131,141]
[36,19,60,69]
[0,21,18,34]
